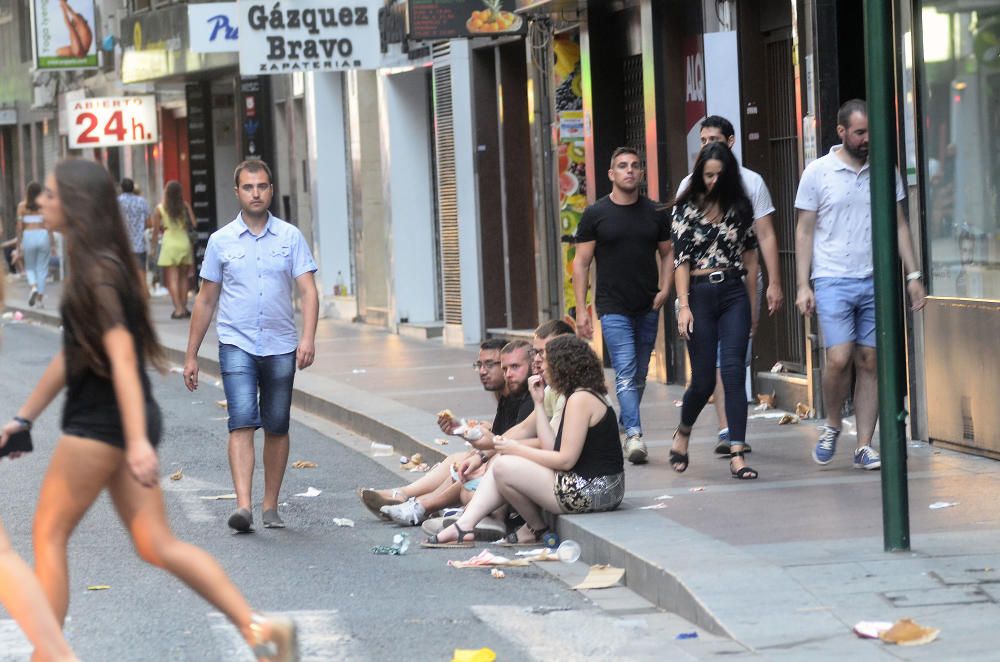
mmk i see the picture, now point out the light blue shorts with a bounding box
[814,277,876,348]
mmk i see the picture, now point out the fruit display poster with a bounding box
[553,34,587,319]
[408,0,525,40]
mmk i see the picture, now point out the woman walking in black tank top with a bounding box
[426,334,624,547]
[0,160,297,661]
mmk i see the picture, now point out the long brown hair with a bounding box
[22,182,42,212]
[55,159,165,375]
[163,180,186,224]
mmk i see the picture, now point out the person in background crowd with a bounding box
[676,115,785,455]
[794,99,926,470]
[17,182,55,309]
[573,147,673,465]
[117,178,152,277]
[152,181,195,319]
[671,142,760,480]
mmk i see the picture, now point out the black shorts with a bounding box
[62,400,163,449]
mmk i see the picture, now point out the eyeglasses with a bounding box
[529,348,545,359]
[472,360,500,370]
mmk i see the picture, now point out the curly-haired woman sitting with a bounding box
[424,334,624,547]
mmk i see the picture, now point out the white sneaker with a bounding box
[624,434,648,465]
[380,497,427,526]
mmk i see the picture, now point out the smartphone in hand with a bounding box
[0,429,33,458]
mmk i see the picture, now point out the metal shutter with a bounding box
[432,42,462,325]
[765,36,805,368]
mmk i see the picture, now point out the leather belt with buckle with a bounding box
[691,269,741,285]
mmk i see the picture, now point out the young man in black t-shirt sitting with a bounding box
[358,340,533,526]
[573,146,673,464]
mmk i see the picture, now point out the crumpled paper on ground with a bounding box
[448,550,530,568]
[294,487,322,497]
[292,460,318,469]
[795,402,816,419]
[777,413,800,425]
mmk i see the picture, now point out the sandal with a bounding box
[729,450,758,480]
[669,427,691,473]
[359,488,405,521]
[421,522,476,548]
[495,523,549,547]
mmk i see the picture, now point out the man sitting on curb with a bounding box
[420,320,576,539]
[358,339,533,526]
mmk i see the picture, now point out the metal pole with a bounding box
[864,0,910,552]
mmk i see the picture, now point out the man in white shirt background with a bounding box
[794,99,926,471]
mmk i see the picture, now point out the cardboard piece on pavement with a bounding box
[573,564,625,590]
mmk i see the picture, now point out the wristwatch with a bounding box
[13,416,32,430]
[905,271,923,282]
[478,451,489,464]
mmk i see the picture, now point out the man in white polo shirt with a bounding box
[794,99,926,470]
[676,115,784,455]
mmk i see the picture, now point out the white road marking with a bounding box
[160,474,231,524]
[207,609,360,661]
[0,620,32,661]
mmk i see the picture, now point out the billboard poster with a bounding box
[32,0,99,70]
[408,0,525,40]
[238,0,381,75]
[553,34,587,322]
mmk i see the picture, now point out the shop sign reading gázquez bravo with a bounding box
[238,0,381,74]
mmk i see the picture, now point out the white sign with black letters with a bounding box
[237,0,380,75]
[189,2,240,53]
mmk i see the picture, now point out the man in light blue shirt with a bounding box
[183,159,319,532]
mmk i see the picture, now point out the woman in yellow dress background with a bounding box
[152,181,195,319]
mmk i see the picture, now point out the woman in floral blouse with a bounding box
[669,142,760,480]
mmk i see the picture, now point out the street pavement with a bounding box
[0,293,735,661]
[6,277,1000,659]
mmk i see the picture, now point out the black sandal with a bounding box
[497,523,549,547]
[421,522,476,548]
[729,450,758,480]
[670,427,691,473]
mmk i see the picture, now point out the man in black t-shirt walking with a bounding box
[573,146,673,464]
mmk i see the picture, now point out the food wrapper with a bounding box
[878,619,940,646]
[777,413,800,425]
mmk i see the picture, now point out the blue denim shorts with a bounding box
[814,277,876,348]
[219,344,296,434]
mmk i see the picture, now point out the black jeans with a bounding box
[680,277,752,444]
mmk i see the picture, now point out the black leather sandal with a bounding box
[670,426,691,473]
[497,523,549,547]
[421,522,476,548]
[729,451,758,480]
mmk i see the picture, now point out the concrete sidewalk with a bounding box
[6,276,1000,658]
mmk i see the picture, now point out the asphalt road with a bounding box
[0,320,605,661]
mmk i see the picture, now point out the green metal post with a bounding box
[864,0,910,551]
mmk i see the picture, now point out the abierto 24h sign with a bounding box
[238,0,381,75]
[67,96,158,149]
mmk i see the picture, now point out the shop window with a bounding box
[918,6,1000,301]
[131,0,151,12]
